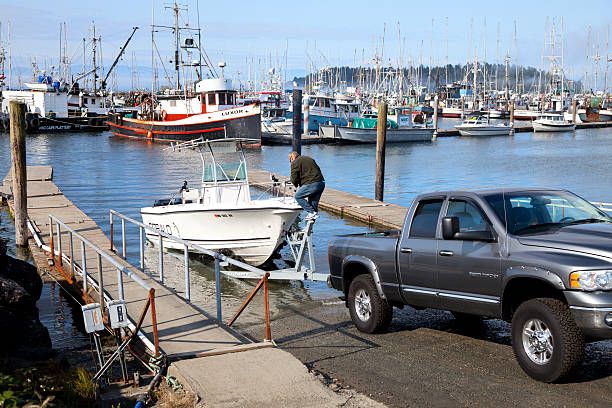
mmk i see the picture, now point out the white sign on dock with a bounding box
[82,303,104,333]
[108,300,129,329]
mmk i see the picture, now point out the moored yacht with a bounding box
[454,115,512,136]
[532,113,576,132]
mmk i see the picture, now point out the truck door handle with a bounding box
[439,250,454,256]
[400,248,412,253]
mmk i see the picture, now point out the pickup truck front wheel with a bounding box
[511,298,585,382]
[348,274,393,333]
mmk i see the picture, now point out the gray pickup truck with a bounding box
[328,188,612,382]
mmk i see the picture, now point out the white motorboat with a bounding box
[532,113,576,132]
[141,138,301,266]
[454,115,512,136]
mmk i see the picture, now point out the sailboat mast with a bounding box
[514,21,518,95]
[174,1,180,90]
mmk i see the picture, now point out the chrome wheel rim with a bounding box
[521,318,553,365]
[354,288,372,322]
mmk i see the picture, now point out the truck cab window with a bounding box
[447,200,489,232]
[409,199,443,238]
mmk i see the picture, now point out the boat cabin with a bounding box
[157,78,239,121]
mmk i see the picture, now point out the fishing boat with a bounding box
[455,115,512,136]
[319,109,434,143]
[106,1,261,143]
[107,78,261,143]
[532,113,576,132]
[141,138,301,266]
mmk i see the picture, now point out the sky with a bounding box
[1,0,610,91]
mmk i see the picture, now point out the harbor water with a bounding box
[1,126,612,331]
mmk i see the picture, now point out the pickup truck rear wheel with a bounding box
[511,298,585,382]
[348,274,392,333]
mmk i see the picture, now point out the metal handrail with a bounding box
[47,214,159,356]
[109,209,273,337]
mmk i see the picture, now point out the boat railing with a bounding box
[109,209,273,341]
[43,214,160,356]
[250,179,295,201]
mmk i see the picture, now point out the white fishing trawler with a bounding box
[141,138,301,266]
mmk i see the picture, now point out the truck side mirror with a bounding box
[442,216,460,240]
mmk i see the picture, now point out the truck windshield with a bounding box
[483,191,612,235]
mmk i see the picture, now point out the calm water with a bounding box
[1,125,612,322]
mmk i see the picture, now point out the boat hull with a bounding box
[107,103,261,143]
[455,125,511,136]
[532,120,576,132]
[141,200,300,266]
[321,125,434,143]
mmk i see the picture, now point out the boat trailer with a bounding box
[221,219,328,282]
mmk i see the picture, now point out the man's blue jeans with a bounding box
[294,181,325,214]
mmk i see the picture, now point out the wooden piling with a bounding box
[460,96,465,119]
[292,89,302,155]
[9,101,28,246]
[375,103,387,202]
[572,98,577,123]
[509,97,515,129]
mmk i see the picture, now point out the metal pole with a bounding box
[81,241,88,293]
[121,218,126,258]
[215,257,222,323]
[303,95,309,136]
[97,253,104,315]
[158,233,164,282]
[49,217,55,263]
[433,94,439,139]
[292,88,302,154]
[56,223,62,267]
[109,211,114,251]
[184,244,190,301]
[264,273,271,341]
[9,101,27,246]
[117,268,125,300]
[69,232,75,279]
[149,289,160,357]
[139,226,144,271]
[375,102,387,202]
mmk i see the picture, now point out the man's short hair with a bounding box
[289,151,299,158]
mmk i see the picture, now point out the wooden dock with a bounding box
[2,166,268,360]
[249,169,407,230]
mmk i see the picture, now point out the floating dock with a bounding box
[249,169,407,229]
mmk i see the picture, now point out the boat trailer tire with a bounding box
[348,274,393,333]
[511,297,585,382]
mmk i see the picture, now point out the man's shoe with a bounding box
[305,212,319,220]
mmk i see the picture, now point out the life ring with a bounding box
[161,110,167,120]
[147,131,153,139]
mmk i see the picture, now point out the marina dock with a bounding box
[249,169,407,229]
[1,165,369,406]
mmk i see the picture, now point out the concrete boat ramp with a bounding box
[1,166,381,407]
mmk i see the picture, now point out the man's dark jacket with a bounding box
[290,155,324,187]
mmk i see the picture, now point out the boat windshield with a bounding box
[483,190,612,235]
[203,162,245,182]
